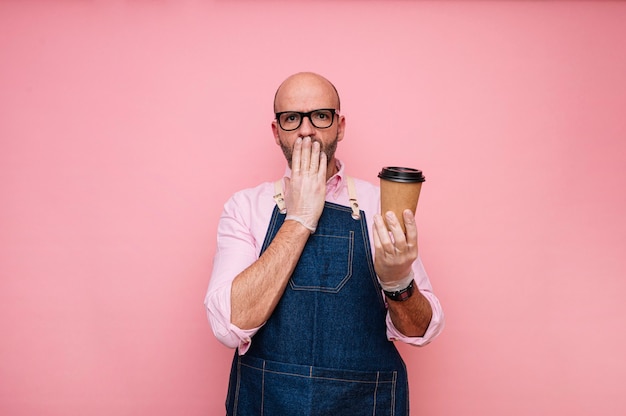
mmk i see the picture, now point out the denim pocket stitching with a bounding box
[289,231,354,293]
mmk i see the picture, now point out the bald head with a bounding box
[273,72,341,113]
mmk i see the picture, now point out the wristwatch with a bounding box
[383,280,415,302]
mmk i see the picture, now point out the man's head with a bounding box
[272,72,345,174]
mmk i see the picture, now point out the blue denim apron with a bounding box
[226,198,409,415]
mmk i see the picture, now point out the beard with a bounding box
[279,135,339,169]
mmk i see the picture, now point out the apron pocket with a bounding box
[289,230,355,293]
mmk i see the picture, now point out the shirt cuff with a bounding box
[229,323,261,355]
[385,292,445,346]
[205,284,263,354]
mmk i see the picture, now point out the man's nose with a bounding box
[298,115,316,136]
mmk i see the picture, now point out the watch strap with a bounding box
[383,279,415,302]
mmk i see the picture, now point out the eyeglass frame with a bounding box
[275,108,339,131]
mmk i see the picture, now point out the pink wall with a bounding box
[1,1,625,415]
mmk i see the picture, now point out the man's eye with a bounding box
[313,111,332,120]
[284,114,299,123]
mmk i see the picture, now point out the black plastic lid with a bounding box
[378,166,425,183]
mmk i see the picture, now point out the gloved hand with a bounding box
[373,210,419,290]
[284,136,327,233]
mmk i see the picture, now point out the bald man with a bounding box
[205,72,444,415]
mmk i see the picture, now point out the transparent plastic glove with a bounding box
[378,270,414,292]
[373,210,419,289]
[284,136,327,234]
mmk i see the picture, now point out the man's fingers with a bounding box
[310,140,320,172]
[291,137,303,173]
[374,214,394,254]
[317,149,327,180]
[299,136,311,173]
[385,212,404,241]
[403,209,418,253]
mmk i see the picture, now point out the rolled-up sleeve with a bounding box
[204,191,267,354]
[385,256,445,346]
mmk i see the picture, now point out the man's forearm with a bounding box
[387,290,433,337]
[230,220,311,329]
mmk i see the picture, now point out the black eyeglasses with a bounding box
[275,109,338,131]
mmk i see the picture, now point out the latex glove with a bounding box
[373,209,419,290]
[284,136,327,233]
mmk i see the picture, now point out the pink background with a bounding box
[1,1,625,415]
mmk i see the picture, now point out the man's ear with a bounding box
[271,120,280,145]
[336,115,346,142]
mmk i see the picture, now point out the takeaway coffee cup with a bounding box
[378,167,426,233]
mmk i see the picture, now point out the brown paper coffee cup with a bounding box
[378,167,425,234]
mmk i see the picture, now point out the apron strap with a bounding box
[346,176,361,220]
[273,177,360,220]
[273,180,287,214]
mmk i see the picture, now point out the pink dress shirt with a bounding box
[204,160,444,354]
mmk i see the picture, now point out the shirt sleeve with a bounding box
[384,256,445,346]
[352,177,445,347]
[203,191,265,355]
